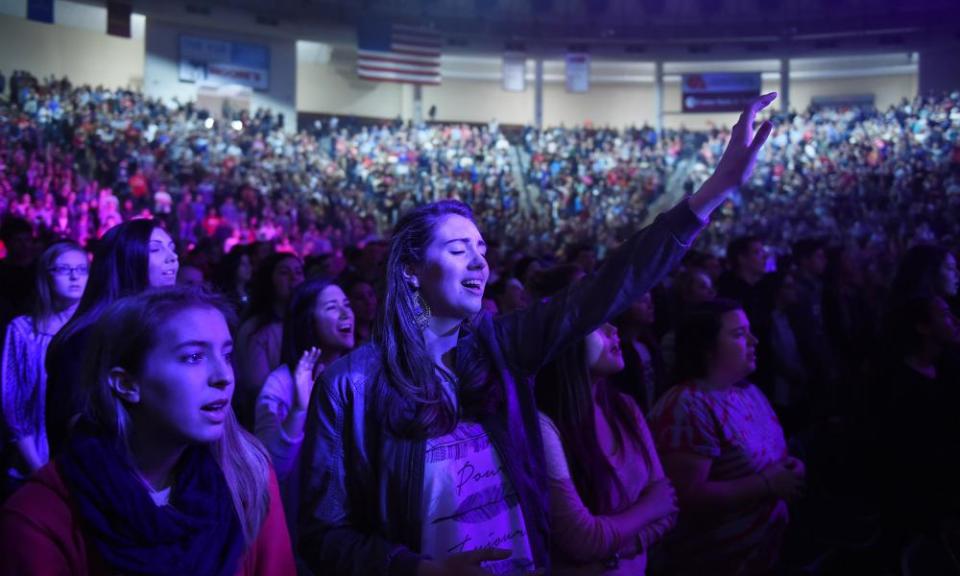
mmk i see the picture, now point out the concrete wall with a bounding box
[297,45,404,120]
[541,82,654,128]
[0,1,924,132]
[790,74,918,111]
[296,51,918,128]
[0,12,144,89]
[422,78,534,126]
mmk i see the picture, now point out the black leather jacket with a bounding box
[299,201,706,576]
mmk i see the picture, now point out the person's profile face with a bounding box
[314,284,355,352]
[414,215,489,321]
[585,323,625,377]
[272,256,305,302]
[147,227,179,288]
[125,307,235,446]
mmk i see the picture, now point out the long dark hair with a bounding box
[280,277,337,369]
[373,200,499,438]
[882,244,952,358]
[81,287,270,543]
[243,252,300,331]
[51,219,164,348]
[611,304,666,415]
[536,344,649,515]
[674,298,745,382]
[534,268,649,515]
[213,245,251,299]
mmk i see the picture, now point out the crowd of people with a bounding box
[1,72,958,265]
[0,68,958,576]
[523,96,960,262]
[0,72,525,261]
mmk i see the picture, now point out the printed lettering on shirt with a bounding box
[421,422,536,576]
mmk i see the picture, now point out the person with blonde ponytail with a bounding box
[0,287,296,576]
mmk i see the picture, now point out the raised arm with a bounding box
[687,92,776,220]
[254,371,305,480]
[254,350,322,480]
[496,94,777,377]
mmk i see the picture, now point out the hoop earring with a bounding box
[414,292,432,331]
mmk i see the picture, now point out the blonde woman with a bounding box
[1,288,295,575]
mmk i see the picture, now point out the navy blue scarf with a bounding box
[59,425,245,576]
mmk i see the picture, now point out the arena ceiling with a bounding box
[128,0,960,58]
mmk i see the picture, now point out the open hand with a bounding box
[711,91,777,190]
[293,347,323,411]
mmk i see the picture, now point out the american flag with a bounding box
[356,23,442,85]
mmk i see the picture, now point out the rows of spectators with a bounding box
[1,73,960,573]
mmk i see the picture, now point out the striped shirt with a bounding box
[648,381,788,574]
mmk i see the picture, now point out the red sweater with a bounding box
[0,461,297,576]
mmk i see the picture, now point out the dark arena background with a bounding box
[1,1,960,575]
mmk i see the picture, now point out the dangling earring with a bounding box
[414,292,432,330]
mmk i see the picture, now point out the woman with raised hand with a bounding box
[299,93,778,576]
[254,278,355,527]
[45,219,179,454]
[648,299,803,576]
[0,287,296,575]
[2,241,88,499]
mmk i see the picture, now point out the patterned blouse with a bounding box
[2,316,55,479]
[648,381,789,575]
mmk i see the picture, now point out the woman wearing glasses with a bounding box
[1,241,88,500]
[44,219,179,454]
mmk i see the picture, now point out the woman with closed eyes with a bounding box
[299,93,782,576]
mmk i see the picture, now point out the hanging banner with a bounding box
[27,0,54,23]
[502,52,526,92]
[682,72,762,112]
[107,2,131,38]
[179,34,271,91]
[565,52,590,93]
